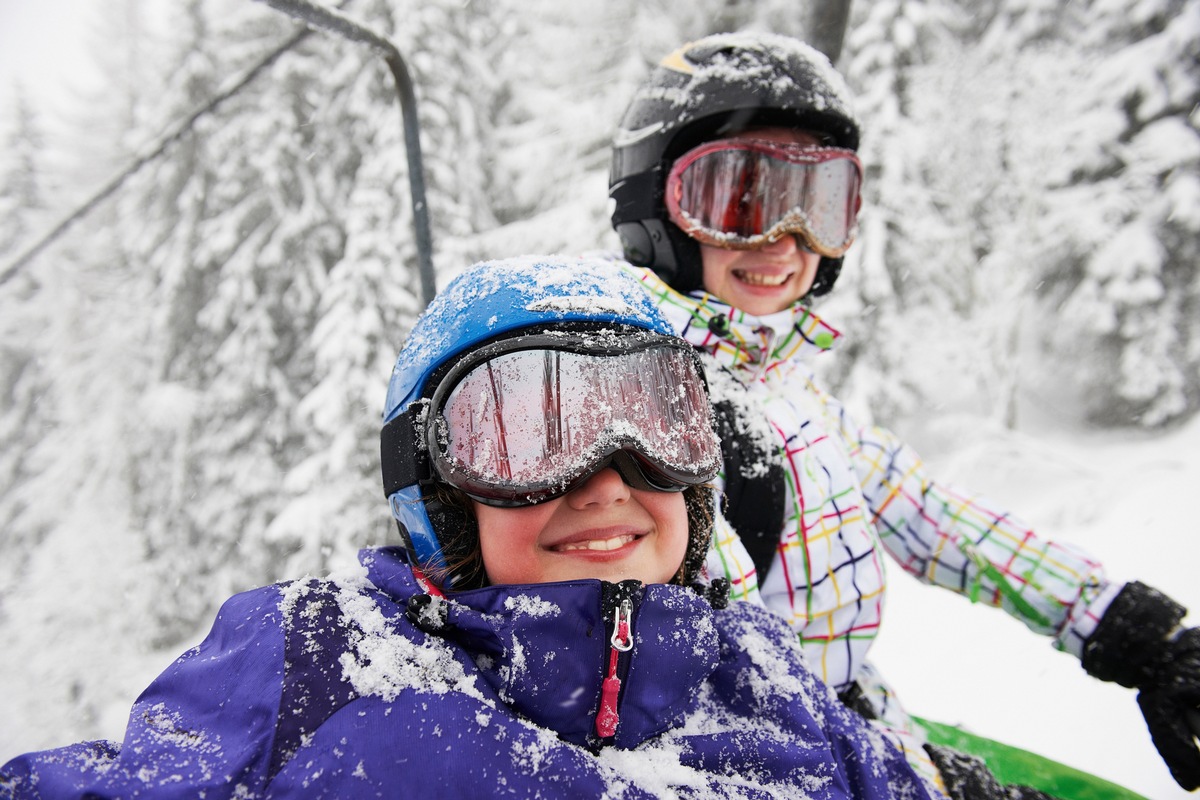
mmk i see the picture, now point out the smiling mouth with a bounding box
[551,534,640,553]
[734,270,790,287]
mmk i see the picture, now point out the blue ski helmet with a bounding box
[609,32,860,297]
[380,255,718,590]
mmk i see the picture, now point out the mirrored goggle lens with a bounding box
[666,140,862,257]
[433,345,720,505]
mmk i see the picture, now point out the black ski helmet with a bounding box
[609,32,861,297]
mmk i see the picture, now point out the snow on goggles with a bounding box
[665,138,863,257]
[426,331,721,507]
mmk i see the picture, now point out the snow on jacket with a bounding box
[1,546,936,800]
[625,265,1122,776]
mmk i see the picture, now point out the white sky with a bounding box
[0,0,93,115]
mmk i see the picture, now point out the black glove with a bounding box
[1082,581,1200,791]
[925,744,1055,800]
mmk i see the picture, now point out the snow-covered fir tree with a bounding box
[0,92,44,257]
[827,0,960,422]
[1038,0,1200,427]
[0,91,50,599]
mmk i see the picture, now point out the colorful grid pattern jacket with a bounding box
[1,547,936,800]
[626,266,1122,776]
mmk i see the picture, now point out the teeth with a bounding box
[556,534,637,552]
[736,270,788,286]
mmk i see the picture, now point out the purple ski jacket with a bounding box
[1,547,934,799]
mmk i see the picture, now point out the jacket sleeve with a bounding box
[826,392,1119,658]
[1,586,288,799]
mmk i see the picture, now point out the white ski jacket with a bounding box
[626,264,1123,779]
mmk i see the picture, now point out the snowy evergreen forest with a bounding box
[1,0,1199,797]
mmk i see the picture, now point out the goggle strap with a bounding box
[381,405,424,498]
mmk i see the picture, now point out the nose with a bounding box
[565,467,631,509]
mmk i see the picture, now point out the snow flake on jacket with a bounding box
[1,547,936,800]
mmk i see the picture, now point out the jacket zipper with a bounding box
[595,580,640,741]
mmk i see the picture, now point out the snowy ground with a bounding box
[3,408,1197,798]
[871,406,1200,799]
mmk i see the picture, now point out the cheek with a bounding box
[643,491,691,577]
[474,502,555,585]
[798,249,822,283]
[700,246,736,289]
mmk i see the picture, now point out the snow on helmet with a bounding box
[609,32,860,296]
[380,255,718,590]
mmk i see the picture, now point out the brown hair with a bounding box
[420,483,486,590]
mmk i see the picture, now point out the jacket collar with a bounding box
[361,548,720,750]
[626,265,842,377]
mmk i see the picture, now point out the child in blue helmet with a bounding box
[1,256,937,800]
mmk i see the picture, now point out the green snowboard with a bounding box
[915,717,1148,800]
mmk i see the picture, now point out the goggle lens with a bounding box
[666,139,862,257]
[432,340,720,506]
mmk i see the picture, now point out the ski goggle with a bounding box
[425,331,721,507]
[665,138,863,257]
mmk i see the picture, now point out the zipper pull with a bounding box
[595,598,633,739]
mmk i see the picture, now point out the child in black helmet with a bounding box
[609,31,1200,797]
[1,256,938,800]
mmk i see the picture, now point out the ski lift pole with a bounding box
[258,0,436,306]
